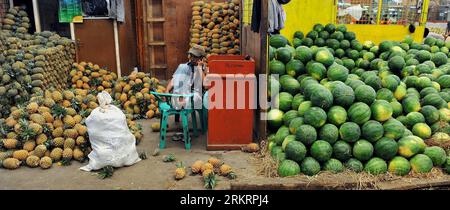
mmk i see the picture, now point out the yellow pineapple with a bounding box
[12,150,29,161]
[62,148,73,160]
[73,147,84,161]
[219,164,232,176]
[201,163,214,173]
[2,139,18,149]
[50,148,63,161]
[202,169,214,178]
[53,119,64,128]
[242,143,260,153]
[76,136,87,146]
[64,129,78,139]
[73,115,82,124]
[74,124,88,136]
[65,108,77,116]
[26,155,40,168]
[147,110,155,119]
[52,137,65,148]
[29,123,43,134]
[33,145,47,158]
[39,157,52,169]
[2,158,21,169]
[208,157,222,168]
[5,117,17,127]
[36,133,48,145]
[14,123,21,133]
[52,127,64,138]
[6,132,17,139]
[38,106,51,114]
[63,115,76,127]
[30,113,46,125]
[23,140,36,151]
[11,109,25,119]
[175,162,186,180]
[52,91,63,102]
[62,100,71,108]
[26,102,39,113]
[42,112,54,123]
[43,98,55,108]
[64,138,76,149]
[191,160,204,174]
[63,90,75,100]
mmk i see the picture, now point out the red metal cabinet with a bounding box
[206,55,256,150]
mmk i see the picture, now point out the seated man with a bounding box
[165,44,207,110]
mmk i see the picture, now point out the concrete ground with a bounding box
[0,119,259,190]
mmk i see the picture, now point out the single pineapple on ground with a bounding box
[39,156,52,169]
[175,162,186,180]
[242,143,260,153]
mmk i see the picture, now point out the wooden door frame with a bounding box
[136,0,145,72]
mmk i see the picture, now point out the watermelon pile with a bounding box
[269,23,450,177]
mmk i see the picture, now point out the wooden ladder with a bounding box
[143,0,168,79]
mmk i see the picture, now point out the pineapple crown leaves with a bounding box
[163,154,176,162]
[43,139,54,150]
[17,119,36,142]
[131,83,144,93]
[97,165,114,179]
[88,77,102,87]
[70,98,82,112]
[227,171,237,180]
[42,123,52,136]
[175,161,185,169]
[51,104,67,119]
[79,110,89,119]
[0,121,12,137]
[138,151,148,160]
[204,172,217,190]
[59,158,72,166]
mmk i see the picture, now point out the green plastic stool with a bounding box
[151,92,206,150]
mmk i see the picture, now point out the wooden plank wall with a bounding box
[118,0,138,76]
[241,0,268,140]
[141,0,227,80]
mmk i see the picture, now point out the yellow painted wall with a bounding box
[345,25,425,44]
[280,0,425,44]
[281,0,336,42]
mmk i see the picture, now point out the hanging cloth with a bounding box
[251,0,261,33]
[268,0,286,33]
[109,0,125,22]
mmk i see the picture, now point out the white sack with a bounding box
[80,91,141,171]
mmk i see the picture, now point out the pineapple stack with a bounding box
[0,9,76,118]
[32,31,76,91]
[0,89,144,170]
[2,6,31,38]
[114,71,164,120]
[69,62,118,95]
[190,0,241,56]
